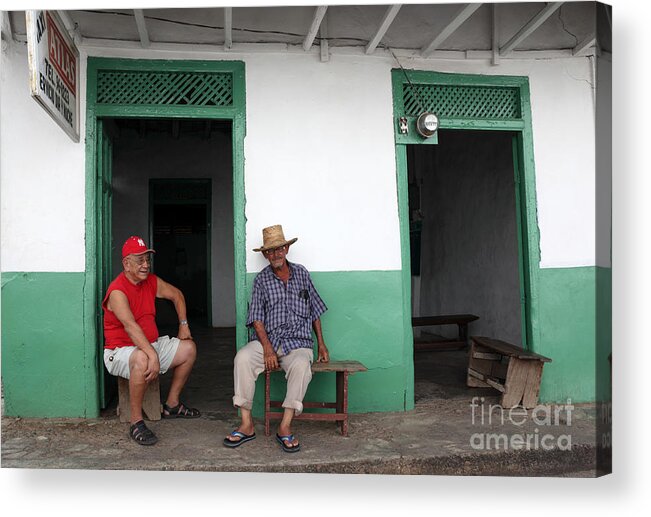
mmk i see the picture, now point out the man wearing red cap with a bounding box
[102,236,200,445]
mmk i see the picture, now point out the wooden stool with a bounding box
[467,336,552,408]
[117,377,162,422]
[264,360,367,437]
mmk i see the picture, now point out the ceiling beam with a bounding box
[303,6,328,51]
[499,2,563,57]
[365,4,401,55]
[224,7,232,50]
[133,9,150,48]
[421,3,482,57]
[572,33,596,56]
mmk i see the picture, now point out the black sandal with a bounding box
[129,420,158,446]
[162,402,201,419]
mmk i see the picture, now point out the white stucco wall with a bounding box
[1,41,87,272]
[242,53,400,272]
[1,39,598,274]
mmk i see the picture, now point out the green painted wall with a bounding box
[596,266,612,402]
[244,270,413,415]
[536,266,610,403]
[1,272,99,417]
[0,267,608,417]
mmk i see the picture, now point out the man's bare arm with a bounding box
[156,277,192,340]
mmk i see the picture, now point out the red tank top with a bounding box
[102,272,159,349]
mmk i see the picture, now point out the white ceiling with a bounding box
[5,3,611,58]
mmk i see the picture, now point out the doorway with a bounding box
[150,179,212,327]
[103,117,235,411]
[85,58,246,414]
[391,70,540,407]
[407,130,526,402]
[408,130,523,344]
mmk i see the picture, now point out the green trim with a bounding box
[512,135,528,346]
[95,119,113,404]
[391,69,540,355]
[395,145,415,409]
[518,77,543,354]
[85,58,247,412]
[391,69,530,145]
[95,106,240,118]
[2,272,96,417]
[232,123,247,346]
[394,69,532,88]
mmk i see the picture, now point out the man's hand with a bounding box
[144,353,160,382]
[263,345,279,371]
[317,343,330,363]
[178,324,192,340]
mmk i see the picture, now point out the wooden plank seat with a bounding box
[412,314,479,351]
[117,377,162,422]
[264,360,367,437]
[467,336,552,408]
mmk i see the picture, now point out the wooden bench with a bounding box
[117,377,162,423]
[264,360,367,437]
[467,336,552,408]
[412,314,479,351]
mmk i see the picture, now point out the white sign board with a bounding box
[26,10,80,142]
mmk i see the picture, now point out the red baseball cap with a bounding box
[122,236,155,258]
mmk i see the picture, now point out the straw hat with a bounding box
[253,224,298,252]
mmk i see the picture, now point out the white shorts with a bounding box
[103,335,180,380]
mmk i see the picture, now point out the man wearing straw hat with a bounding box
[224,225,330,452]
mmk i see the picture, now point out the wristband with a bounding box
[179,320,188,326]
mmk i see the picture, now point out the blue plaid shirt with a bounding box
[246,261,327,355]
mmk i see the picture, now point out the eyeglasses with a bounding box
[263,245,287,257]
[128,254,152,265]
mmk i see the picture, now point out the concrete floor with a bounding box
[1,326,603,476]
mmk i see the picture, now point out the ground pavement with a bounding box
[1,328,603,476]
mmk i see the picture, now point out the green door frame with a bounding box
[83,58,247,411]
[392,69,542,357]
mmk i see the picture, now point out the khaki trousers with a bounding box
[232,340,313,415]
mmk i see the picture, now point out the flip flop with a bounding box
[223,430,256,448]
[276,433,301,453]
